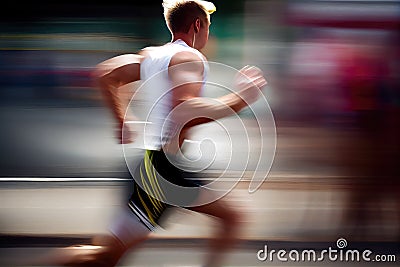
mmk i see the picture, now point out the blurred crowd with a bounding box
[285,28,399,239]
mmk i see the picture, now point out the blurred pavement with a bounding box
[0,105,399,266]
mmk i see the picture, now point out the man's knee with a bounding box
[219,205,243,231]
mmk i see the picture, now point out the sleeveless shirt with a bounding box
[138,39,209,150]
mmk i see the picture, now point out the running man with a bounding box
[44,1,267,266]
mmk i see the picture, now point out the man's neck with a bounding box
[172,33,194,48]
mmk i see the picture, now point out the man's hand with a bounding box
[117,119,137,144]
[235,65,267,91]
[233,65,267,105]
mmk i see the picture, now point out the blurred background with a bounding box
[0,0,399,266]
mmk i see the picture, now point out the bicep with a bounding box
[95,53,143,88]
[95,54,143,77]
[97,63,141,89]
[169,52,205,103]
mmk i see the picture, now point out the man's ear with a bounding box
[194,18,201,33]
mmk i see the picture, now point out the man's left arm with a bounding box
[94,54,144,143]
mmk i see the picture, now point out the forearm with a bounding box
[95,59,142,126]
[172,86,260,128]
[219,85,260,113]
[98,76,126,126]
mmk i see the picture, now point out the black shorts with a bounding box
[128,150,202,231]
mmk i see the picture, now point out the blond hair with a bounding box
[162,0,216,34]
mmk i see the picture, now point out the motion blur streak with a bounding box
[0,0,399,266]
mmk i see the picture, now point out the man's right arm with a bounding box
[169,52,267,129]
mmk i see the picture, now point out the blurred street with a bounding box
[1,0,399,266]
[0,105,399,266]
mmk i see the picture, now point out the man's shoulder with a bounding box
[139,45,160,57]
[139,42,206,71]
[169,50,205,68]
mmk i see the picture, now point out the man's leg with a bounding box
[89,205,152,266]
[188,194,243,267]
[34,206,151,267]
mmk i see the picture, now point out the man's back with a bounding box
[136,39,208,150]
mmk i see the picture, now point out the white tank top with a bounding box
[138,39,209,150]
